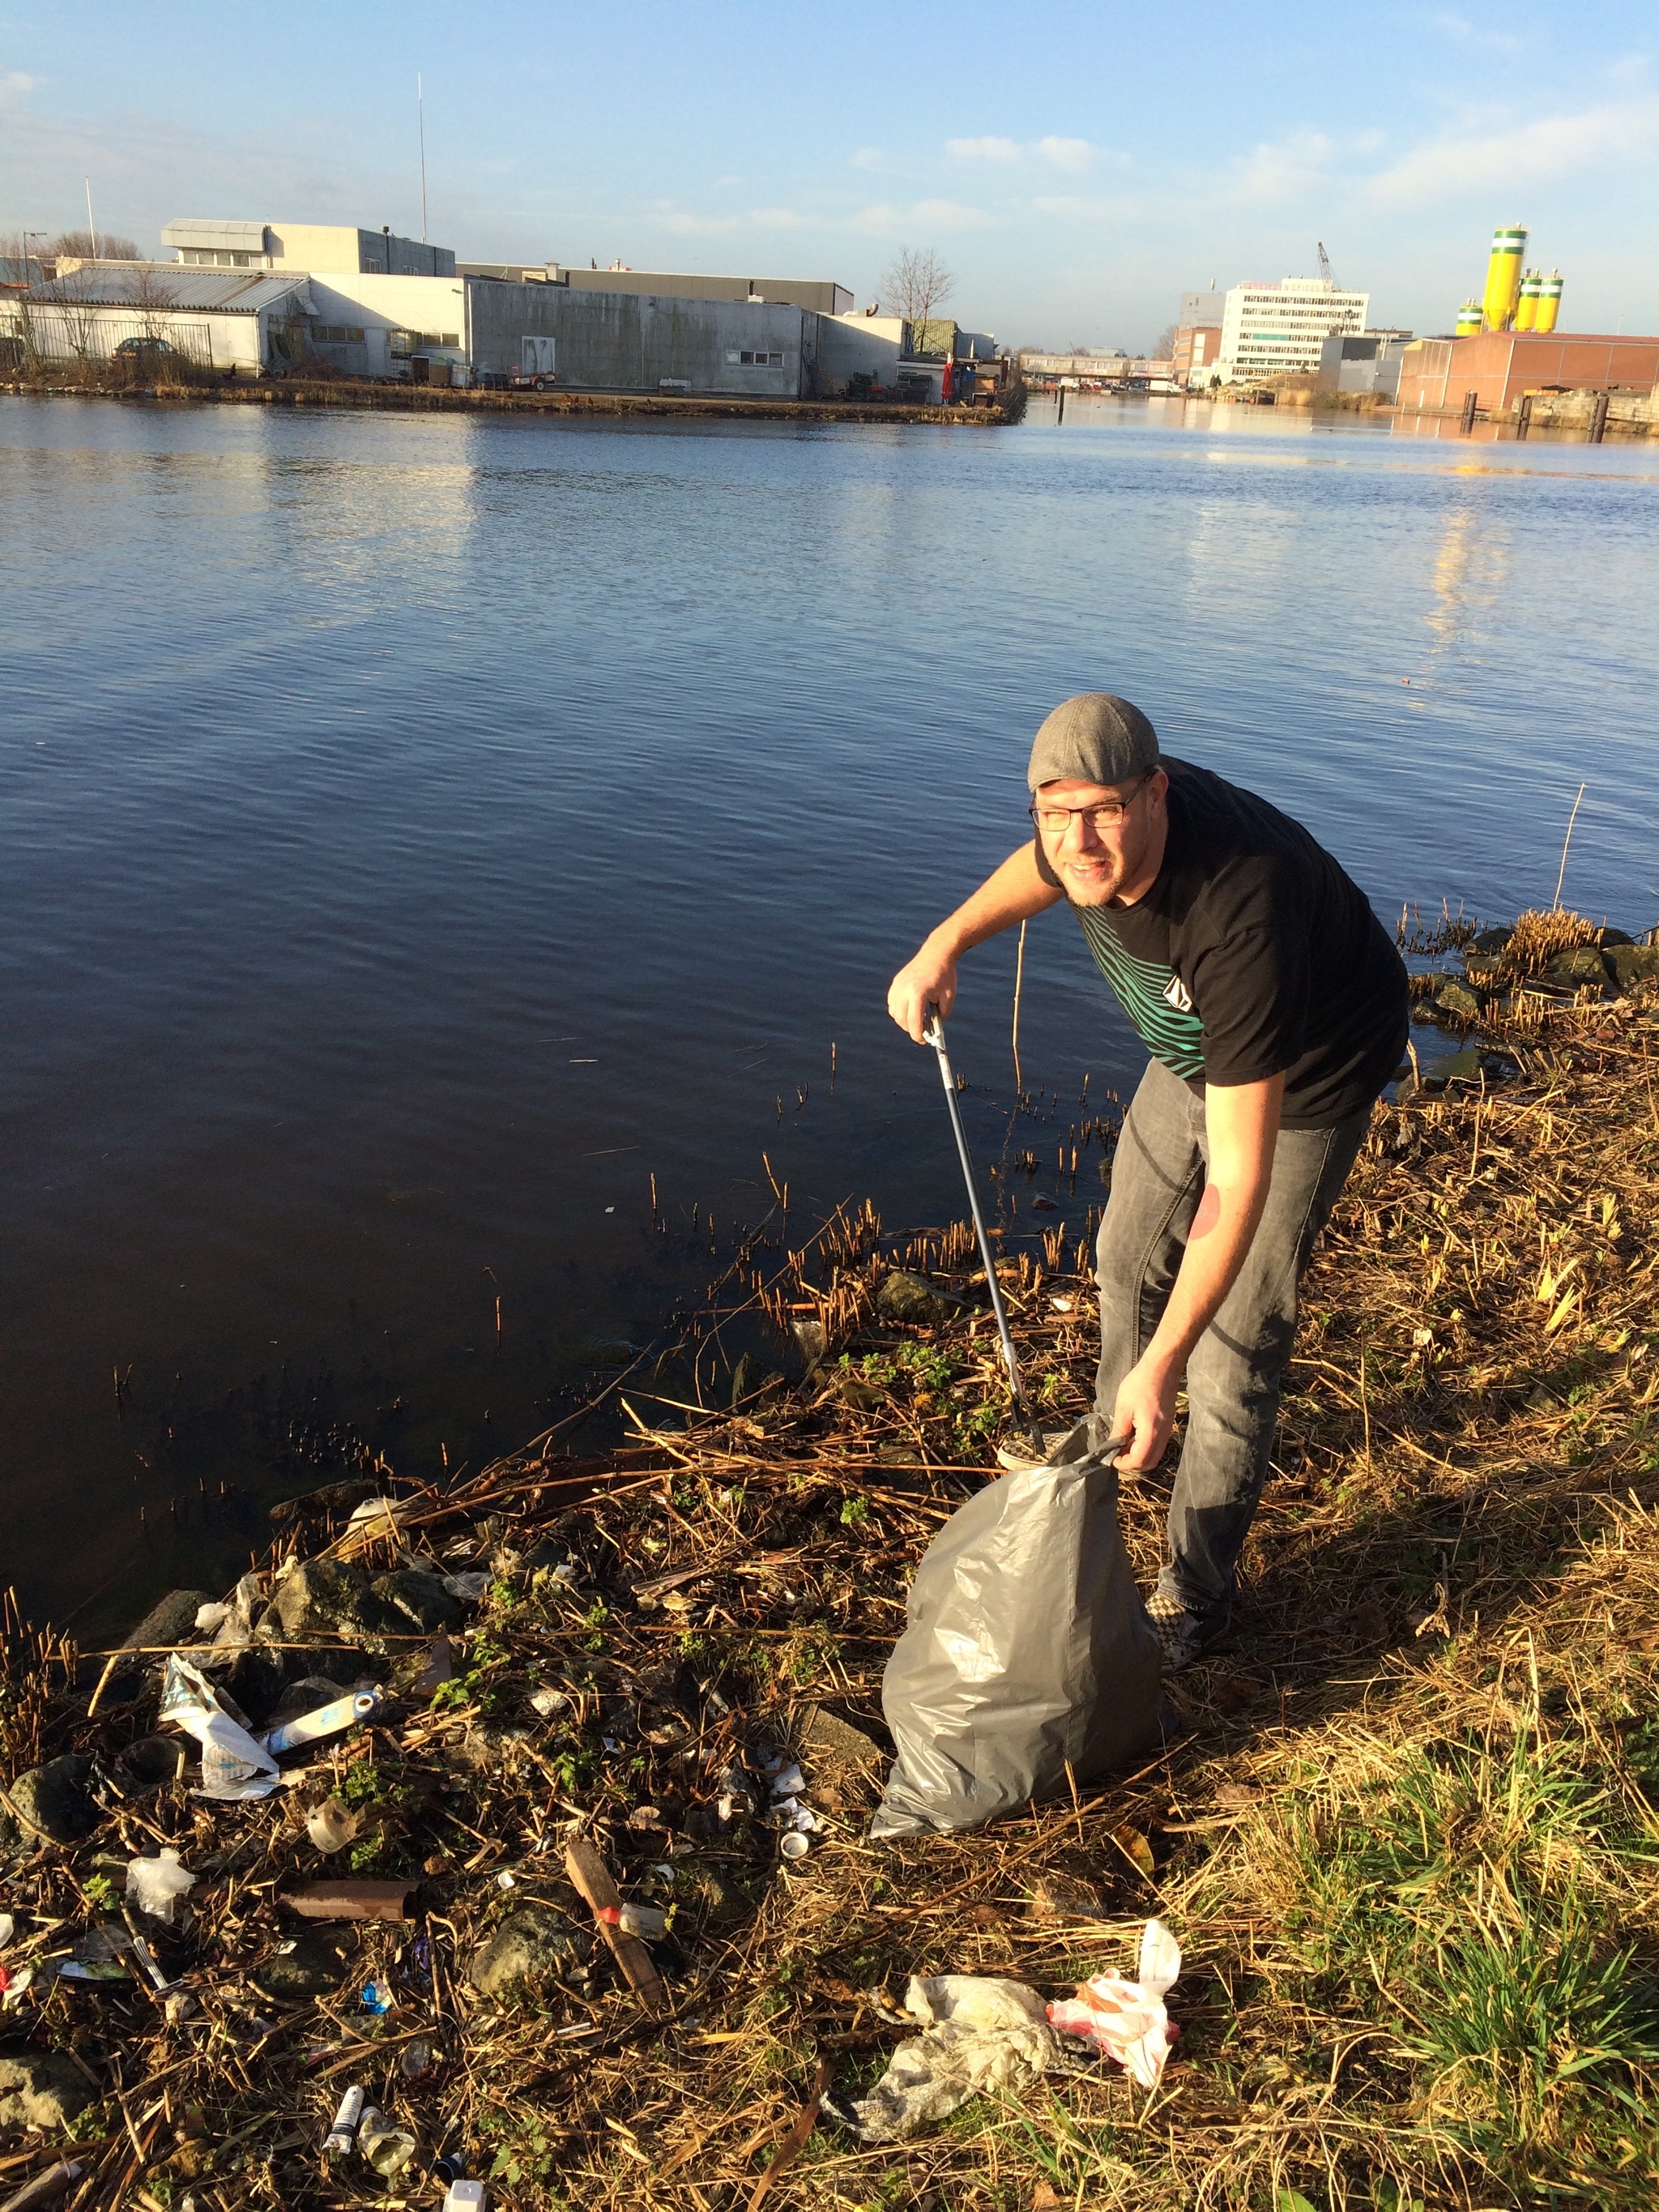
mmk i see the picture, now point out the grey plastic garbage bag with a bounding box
[870,1418,1166,1838]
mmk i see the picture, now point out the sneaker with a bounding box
[995,1428,1070,1473]
[1145,1590,1230,1672]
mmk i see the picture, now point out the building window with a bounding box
[403,331,462,350]
[731,348,785,367]
[182,248,254,269]
[313,325,366,344]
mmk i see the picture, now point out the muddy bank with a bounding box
[0,377,1021,429]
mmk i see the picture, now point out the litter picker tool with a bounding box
[923,1006,1043,1451]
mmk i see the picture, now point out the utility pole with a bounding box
[418,75,429,245]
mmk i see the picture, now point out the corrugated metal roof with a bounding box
[161,219,270,251]
[35,268,310,314]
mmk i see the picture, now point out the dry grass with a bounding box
[2,951,1657,2212]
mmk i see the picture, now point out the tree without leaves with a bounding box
[880,246,954,353]
[49,229,142,262]
[1153,325,1175,360]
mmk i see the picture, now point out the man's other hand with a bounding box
[887,940,958,1044]
[1109,1352,1179,1474]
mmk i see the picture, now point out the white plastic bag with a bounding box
[157,1655,280,1800]
[828,1976,1061,2142]
[1046,1919,1181,2089]
[126,1848,197,1923]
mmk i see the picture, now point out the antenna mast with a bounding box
[418,75,429,244]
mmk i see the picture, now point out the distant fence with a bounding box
[0,307,218,370]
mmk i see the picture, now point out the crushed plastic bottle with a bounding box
[360,1978,394,2015]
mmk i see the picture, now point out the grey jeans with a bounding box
[1094,1056,1371,1622]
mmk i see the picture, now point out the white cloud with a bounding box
[1035,135,1094,174]
[0,71,44,104]
[1426,12,1527,56]
[850,146,885,173]
[849,196,992,236]
[1361,90,1659,209]
[946,133,1100,173]
[947,135,1021,163]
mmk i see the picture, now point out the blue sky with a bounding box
[2,1,1655,348]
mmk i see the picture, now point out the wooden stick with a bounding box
[746,2060,831,2210]
[563,1838,667,2013]
[1552,781,1587,910]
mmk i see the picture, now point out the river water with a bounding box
[2,392,1655,1635]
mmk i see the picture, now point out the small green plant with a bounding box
[482,2111,558,2189]
[83,1874,115,1911]
[839,1494,870,1527]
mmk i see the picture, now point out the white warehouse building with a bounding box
[1216,277,1368,384]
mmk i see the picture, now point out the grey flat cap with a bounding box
[1026,693,1160,791]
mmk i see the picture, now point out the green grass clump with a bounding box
[1215,1704,1659,2192]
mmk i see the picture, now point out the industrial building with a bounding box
[461,264,854,317]
[160,219,454,278]
[1396,331,1659,417]
[1214,277,1369,383]
[2,211,1002,404]
[1315,330,1414,399]
[1,263,318,378]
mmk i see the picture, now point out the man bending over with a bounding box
[887,694,1409,1669]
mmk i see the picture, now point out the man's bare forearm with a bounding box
[887,846,1064,1043]
[928,843,1064,957]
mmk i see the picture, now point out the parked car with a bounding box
[510,366,557,392]
[114,335,176,360]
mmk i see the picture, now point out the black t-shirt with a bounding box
[1034,758,1409,1128]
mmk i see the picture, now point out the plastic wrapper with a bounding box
[157,1655,280,1800]
[1047,1919,1182,2089]
[356,2106,416,2176]
[871,1419,1168,1837]
[125,1849,196,1924]
[827,1975,1060,2142]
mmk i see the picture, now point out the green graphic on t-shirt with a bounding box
[1076,910,1206,1078]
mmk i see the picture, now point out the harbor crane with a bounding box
[1317,241,1338,287]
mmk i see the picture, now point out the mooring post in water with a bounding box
[1516,392,1533,441]
[1056,385,1065,425]
[1460,389,1478,434]
[1589,391,1609,444]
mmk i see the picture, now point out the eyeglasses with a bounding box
[1029,779,1149,836]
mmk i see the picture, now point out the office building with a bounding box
[1215,278,1368,383]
